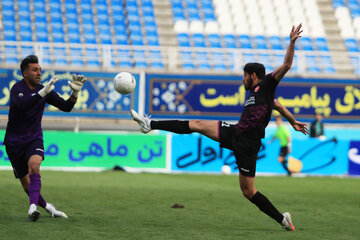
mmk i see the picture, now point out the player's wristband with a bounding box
[71,91,79,98]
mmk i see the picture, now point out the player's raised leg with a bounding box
[130,110,220,141]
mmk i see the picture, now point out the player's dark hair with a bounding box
[243,62,265,80]
[20,55,39,73]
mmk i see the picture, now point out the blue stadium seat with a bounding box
[84,32,97,44]
[144,21,157,35]
[238,35,252,49]
[193,33,206,47]
[68,31,81,44]
[20,30,32,42]
[181,51,195,69]
[202,3,216,22]
[319,55,335,73]
[114,22,127,33]
[118,49,133,67]
[177,33,191,47]
[18,8,31,18]
[100,33,113,44]
[147,35,160,46]
[53,47,68,66]
[300,37,314,51]
[69,48,84,66]
[254,35,268,49]
[269,36,283,50]
[173,8,186,20]
[52,31,65,43]
[344,38,359,52]
[212,52,227,70]
[33,0,46,9]
[98,13,110,26]
[243,53,256,63]
[49,0,61,9]
[333,0,345,8]
[196,51,211,70]
[39,47,52,65]
[188,6,201,21]
[64,0,77,9]
[223,34,237,48]
[21,46,34,58]
[115,33,129,45]
[4,45,18,64]
[149,50,164,69]
[128,21,142,35]
[113,13,126,26]
[258,54,272,67]
[134,50,148,68]
[35,21,48,34]
[273,54,285,65]
[36,31,49,42]
[306,55,320,73]
[207,34,222,48]
[130,33,144,45]
[86,48,101,67]
[315,38,329,51]
[4,30,16,41]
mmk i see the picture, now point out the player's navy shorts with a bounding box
[218,121,261,177]
[5,139,45,178]
[279,146,288,157]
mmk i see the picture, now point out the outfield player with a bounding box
[3,55,87,221]
[268,115,292,176]
[131,24,306,231]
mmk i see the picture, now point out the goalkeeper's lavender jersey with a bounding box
[3,80,75,146]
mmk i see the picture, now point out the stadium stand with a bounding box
[0,0,359,77]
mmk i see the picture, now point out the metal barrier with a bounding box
[1,41,359,77]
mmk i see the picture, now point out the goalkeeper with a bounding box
[3,55,87,222]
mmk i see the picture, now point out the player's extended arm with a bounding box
[272,24,303,82]
[273,99,309,135]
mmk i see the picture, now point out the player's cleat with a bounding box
[281,212,295,231]
[130,109,151,133]
[28,204,41,222]
[45,203,68,218]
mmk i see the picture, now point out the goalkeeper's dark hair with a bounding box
[243,62,265,80]
[20,55,39,73]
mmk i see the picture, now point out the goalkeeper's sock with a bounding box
[26,190,47,208]
[29,174,41,206]
[38,194,47,208]
[150,120,192,134]
[250,191,284,223]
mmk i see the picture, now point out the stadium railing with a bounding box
[0,41,359,78]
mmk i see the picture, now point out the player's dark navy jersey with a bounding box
[3,80,75,146]
[235,73,278,139]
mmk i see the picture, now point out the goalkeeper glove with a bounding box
[68,74,87,97]
[38,75,58,97]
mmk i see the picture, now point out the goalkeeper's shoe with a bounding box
[28,204,41,222]
[130,109,151,133]
[45,203,68,218]
[281,212,295,231]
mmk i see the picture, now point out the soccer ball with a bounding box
[221,165,231,175]
[113,72,136,94]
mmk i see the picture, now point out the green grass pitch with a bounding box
[0,171,359,240]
